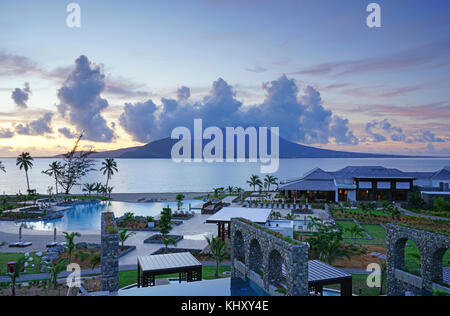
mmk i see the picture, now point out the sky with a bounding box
[0,0,449,157]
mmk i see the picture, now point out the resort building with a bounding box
[279,166,450,203]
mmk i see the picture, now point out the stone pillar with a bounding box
[101,212,119,293]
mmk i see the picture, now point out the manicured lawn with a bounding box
[0,252,42,276]
[326,274,386,296]
[348,224,386,244]
[118,265,231,289]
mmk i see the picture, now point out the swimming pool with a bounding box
[119,277,341,296]
[19,200,197,231]
[120,278,269,296]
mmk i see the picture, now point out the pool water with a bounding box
[20,200,197,231]
[293,219,312,231]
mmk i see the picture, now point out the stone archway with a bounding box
[386,224,450,296]
[232,230,245,261]
[267,249,283,286]
[249,239,263,272]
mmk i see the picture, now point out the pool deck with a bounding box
[109,192,207,203]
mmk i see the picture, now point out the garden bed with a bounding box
[144,234,183,244]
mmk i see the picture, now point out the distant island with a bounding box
[82,135,429,159]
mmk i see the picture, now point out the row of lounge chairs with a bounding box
[242,202,313,210]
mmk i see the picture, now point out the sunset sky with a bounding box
[0,0,449,157]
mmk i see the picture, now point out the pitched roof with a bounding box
[137,252,201,272]
[431,168,450,180]
[303,168,335,180]
[308,260,351,283]
[279,179,337,191]
[331,166,413,179]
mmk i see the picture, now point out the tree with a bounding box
[285,213,296,220]
[82,183,95,197]
[118,228,136,250]
[347,223,365,239]
[57,135,95,195]
[159,208,173,238]
[8,257,25,296]
[16,152,33,193]
[308,217,350,264]
[408,191,426,210]
[433,197,450,213]
[107,186,114,199]
[42,161,63,195]
[264,175,278,192]
[212,187,224,199]
[90,254,101,270]
[63,232,81,263]
[205,236,228,279]
[271,211,282,219]
[43,259,67,289]
[162,236,178,251]
[100,158,118,189]
[247,175,262,192]
[175,194,185,211]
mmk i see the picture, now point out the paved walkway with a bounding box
[398,206,450,221]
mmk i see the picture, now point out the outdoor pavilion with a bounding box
[308,260,353,296]
[137,252,202,288]
[206,207,272,240]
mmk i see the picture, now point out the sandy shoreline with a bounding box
[109,192,208,202]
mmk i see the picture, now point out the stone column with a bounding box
[101,212,119,293]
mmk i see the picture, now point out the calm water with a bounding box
[1,158,449,195]
[20,200,197,231]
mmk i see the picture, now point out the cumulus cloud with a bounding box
[415,130,445,143]
[58,127,77,139]
[57,55,114,142]
[177,86,191,101]
[15,113,53,136]
[11,82,31,108]
[119,75,359,145]
[0,128,14,138]
[365,119,412,143]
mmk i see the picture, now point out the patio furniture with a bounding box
[9,242,32,248]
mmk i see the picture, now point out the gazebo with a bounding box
[308,260,353,296]
[137,252,202,287]
[206,207,272,240]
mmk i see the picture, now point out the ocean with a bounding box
[1,158,449,195]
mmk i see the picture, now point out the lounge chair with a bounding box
[9,242,32,248]
[46,242,58,248]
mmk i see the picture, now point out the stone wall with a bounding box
[230,218,309,296]
[101,212,119,293]
[386,224,449,296]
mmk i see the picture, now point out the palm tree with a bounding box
[63,232,81,263]
[347,223,365,239]
[227,186,234,195]
[118,229,136,250]
[82,183,95,197]
[43,259,67,289]
[212,187,224,199]
[100,158,118,189]
[8,257,25,296]
[264,175,278,192]
[205,236,228,279]
[319,239,350,265]
[16,152,33,193]
[247,175,262,192]
[0,161,6,173]
[90,253,101,270]
[42,161,63,195]
[107,186,114,199]
[175,194,185,211]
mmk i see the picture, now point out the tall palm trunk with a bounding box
[215,260,219,279]
[105,171,110,189]
[25,170,30,192]
[54,175,58,195]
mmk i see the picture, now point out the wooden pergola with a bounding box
[137,252,202,288]
[308,260,353,296]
